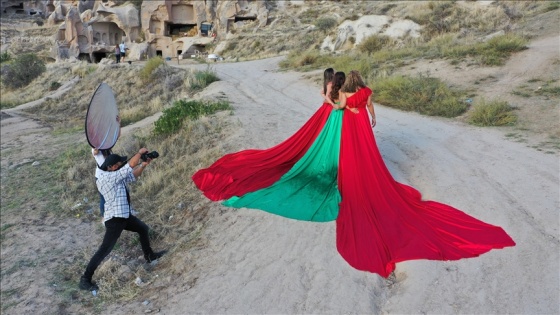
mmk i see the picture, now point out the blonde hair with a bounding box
[341,70,366,93]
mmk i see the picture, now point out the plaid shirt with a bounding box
[97,164,136,222]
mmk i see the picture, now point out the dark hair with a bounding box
[341,70,366,93]
[330,71,346,102]
[323,68,335,94]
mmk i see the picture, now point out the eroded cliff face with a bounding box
[0,0,53,16]
[46,0,269,62]
[141,0,268,59]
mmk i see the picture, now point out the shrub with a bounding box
[357,35,393,55]
[0,51,11,64]
[0,53,46,89]
[49,81,62,91]
[71,63,97,78]
[153,99,232,135]
[544,1,560,12]
[314,17,337,32]
[467,99,517,126]
[140,56,165,82]
[190,68,219,91]
[476,34,528,66]
[371,74,468,117]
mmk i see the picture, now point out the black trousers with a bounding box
[83,215,153,280]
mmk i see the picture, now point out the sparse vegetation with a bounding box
[357,35,394,55]
[153,99,232,135]
[371,74,468,117]
[467,98,517,126]
[140,56,166,82]
[71,63,97,78]
[544,1,560,12]
[0,51,11,63]
[49,81,62,91]
[314,17,337,32]
[0,53,46,89]
[511,79,560,98]
[189,67,220,91]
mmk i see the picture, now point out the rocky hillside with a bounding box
[1,1,557,62]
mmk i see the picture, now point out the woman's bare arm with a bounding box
[322,82,335,105]
[366,94,376,127]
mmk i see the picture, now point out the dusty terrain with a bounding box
[2,38,559,314]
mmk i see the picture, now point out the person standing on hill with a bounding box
[114,45,120,63]
[119,41,127,63]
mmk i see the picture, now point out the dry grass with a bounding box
[0,62,76,108]
[20,63,215,130]
[467,98,517,126]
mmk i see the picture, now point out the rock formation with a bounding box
[0,0,53,16]
[141,0,268,59]
[44,0,269,62]
[321,15,421,52]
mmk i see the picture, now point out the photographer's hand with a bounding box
[130,148,149,178]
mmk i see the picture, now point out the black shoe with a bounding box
[79,276,99,291]
[146,250,167,263]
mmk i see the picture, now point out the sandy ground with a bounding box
[1,56,559,314]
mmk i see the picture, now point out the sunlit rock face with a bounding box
[141,0,268,59]
[49,0,269,62]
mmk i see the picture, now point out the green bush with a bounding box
[140,56,165,82]
[314,17,337,32]
[467,99,517,126]
[545,1,560,12]
[0,51,11,64]
[153,99,232,135]
[371,74,468,117]
[190,68,219,91]
[49,81,62,91]
[0,53,46,89]
[476,34,528,66]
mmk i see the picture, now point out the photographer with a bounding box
[79,148,165,291]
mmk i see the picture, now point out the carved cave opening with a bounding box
[78,53,91,62]
[234,16,256,22]
[166,22,196,37]
[92,52,107,63]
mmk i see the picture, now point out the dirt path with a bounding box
[106,57,558,314]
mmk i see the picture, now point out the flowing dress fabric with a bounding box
[336,87,515,276]
[192,88,515,277]
[223,109,343,222]
[193,104,333,201]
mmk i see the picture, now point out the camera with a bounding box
[141,151,159,161]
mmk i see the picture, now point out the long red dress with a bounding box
[193,87,515,277]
